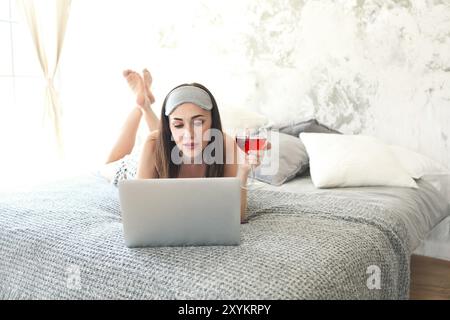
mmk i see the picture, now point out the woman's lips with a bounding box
[183,142,199,150]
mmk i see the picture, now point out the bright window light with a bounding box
[0,0,255,190]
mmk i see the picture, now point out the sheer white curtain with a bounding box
[16,0,71,154]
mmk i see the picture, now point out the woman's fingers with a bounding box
[245,152,262,167]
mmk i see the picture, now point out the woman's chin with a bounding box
[181,148,203,161]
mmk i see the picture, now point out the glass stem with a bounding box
[247,163,255,187]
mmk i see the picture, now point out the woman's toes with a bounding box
[123,69,133,77]
[126,73,136,85]
[125,72,144,94]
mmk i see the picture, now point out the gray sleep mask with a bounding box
[165,85,213,116]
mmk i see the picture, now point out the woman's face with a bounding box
[169,103,212,159]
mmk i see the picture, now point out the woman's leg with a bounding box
[141,69,160,132]
[105,107,143,164]
[105,69,158,164]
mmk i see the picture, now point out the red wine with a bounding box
[235,136,267,154]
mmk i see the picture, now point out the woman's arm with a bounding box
[223,133,250,223]
[237,165,251,223]
[224,165,249,223]
[223,132,271,223]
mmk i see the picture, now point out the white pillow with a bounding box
[389,145,449,179]
[300,133,418,189]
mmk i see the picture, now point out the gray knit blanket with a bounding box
[1,173,446,299]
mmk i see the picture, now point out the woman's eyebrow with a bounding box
[172,114,205,121]
[191,115,205,119]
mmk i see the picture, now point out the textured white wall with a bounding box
[62,0,450,168]
[143,0,450,167]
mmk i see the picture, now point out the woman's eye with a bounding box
[193,120,204,126]
[173,123,183,128]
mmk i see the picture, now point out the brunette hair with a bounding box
[153,83,225,178]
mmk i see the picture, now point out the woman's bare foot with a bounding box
[142,69,155,104]
[123,69,152,112]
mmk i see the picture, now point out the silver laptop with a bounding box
[118,177,241,247]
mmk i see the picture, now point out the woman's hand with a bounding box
[123,69,155,113]
[237,141,272,182]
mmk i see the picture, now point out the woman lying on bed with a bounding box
[101,69,269,223]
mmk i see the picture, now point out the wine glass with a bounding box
[235,128,268,190]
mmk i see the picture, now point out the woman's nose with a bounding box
[183,124,202,141]
[183,125,195,141]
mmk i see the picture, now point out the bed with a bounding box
[410,175,450,262]
[258,173,450,261]
[0,171,448,299]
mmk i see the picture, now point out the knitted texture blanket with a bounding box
[1,173,432,299]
